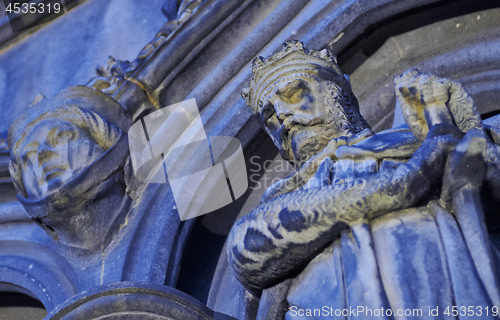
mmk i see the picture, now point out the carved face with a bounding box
[15,118,105,199]
[258,77,366,164]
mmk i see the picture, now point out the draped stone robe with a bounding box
[284,125,500,320]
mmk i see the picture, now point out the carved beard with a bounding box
[281,81,369,165]
[287,124,340,165]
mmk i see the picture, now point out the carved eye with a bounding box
[20,141,39,164]
[47,127,77,146]
[56,129,77,142]
[277,79,311,104]
[21,150,36,164]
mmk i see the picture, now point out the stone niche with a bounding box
[0,0,499,320]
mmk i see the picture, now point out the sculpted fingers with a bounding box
[447,80,483,132]
[419,73,451,106]
[396,69,450,104]
[395,69,484,141]
[395,68,422,105]
[395,69,457,140]
[395,69,428,139]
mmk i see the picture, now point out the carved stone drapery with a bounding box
[0,1,500,319]
[227,41,500,318]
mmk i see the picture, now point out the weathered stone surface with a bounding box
[8,86,131,252]
[46,282,236,320]
[0,0,168,134]
[1,0,500,319]
[227,41,500,318]
[341,2,500,131]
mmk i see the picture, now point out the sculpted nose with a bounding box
[273,102,293,124]
[37,142,57,165]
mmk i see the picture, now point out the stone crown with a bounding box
[241,41,348,113]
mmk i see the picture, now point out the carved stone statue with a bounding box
[8,85,132,253]
[228,41,500,318]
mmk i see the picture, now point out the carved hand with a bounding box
[394,68,482,140]
[395,68,455,139]
[228,126,459,296]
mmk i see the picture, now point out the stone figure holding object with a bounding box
[228,41,500,318]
